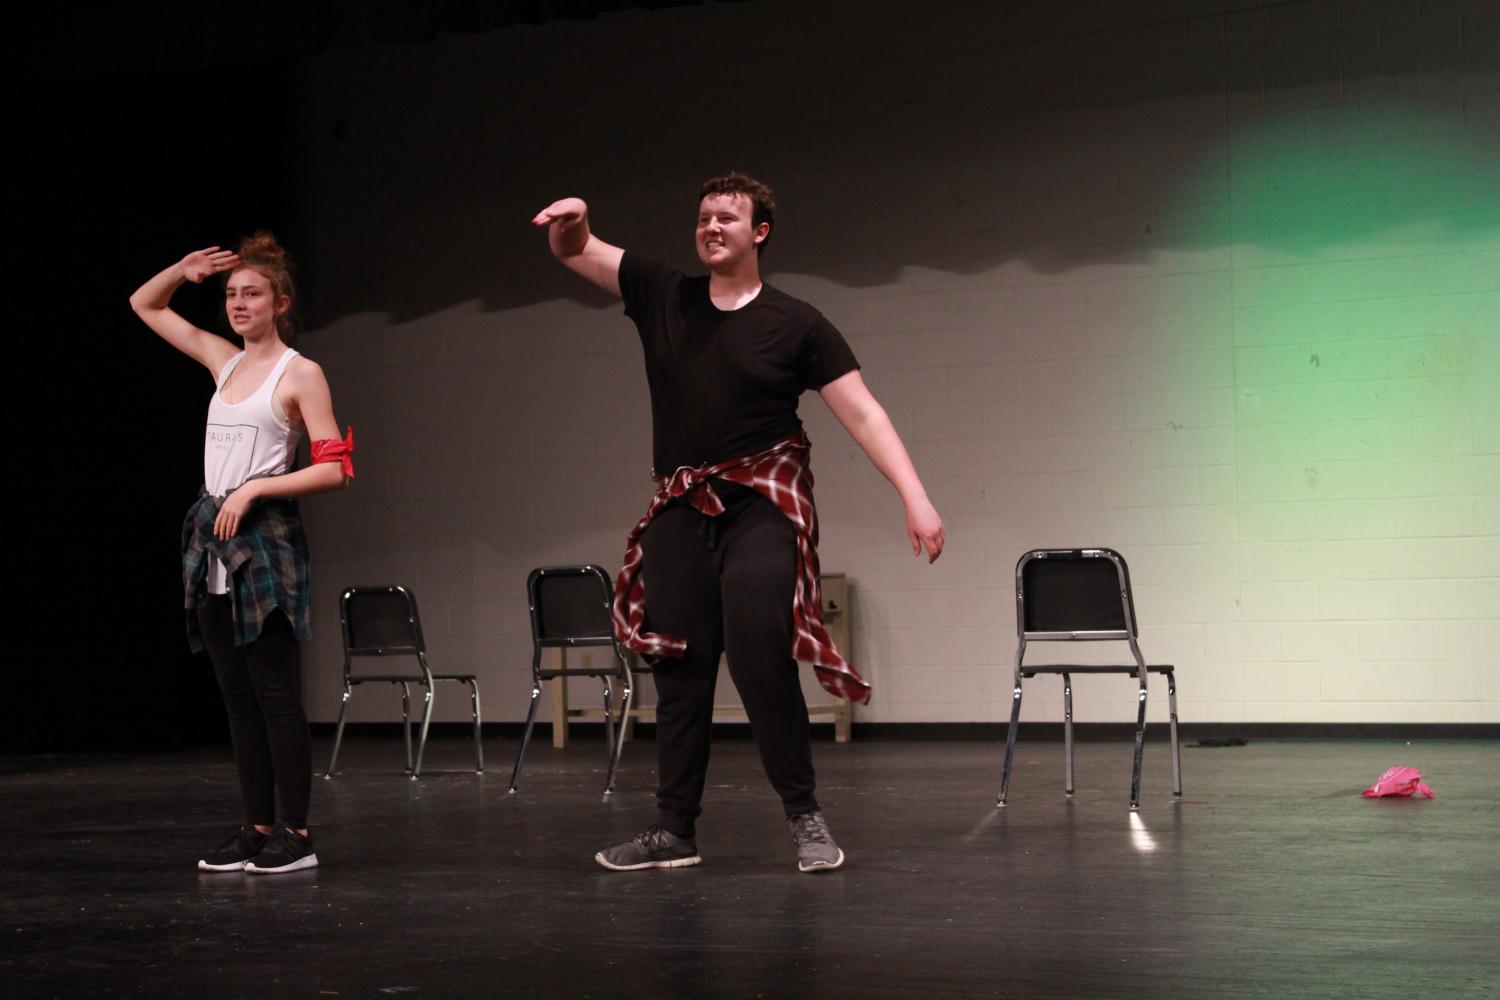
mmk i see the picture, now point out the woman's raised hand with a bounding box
[178,247,240,284]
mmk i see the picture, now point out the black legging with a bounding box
[641,484,818,839]
[195,596,311,830]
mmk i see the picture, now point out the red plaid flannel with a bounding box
[612,431,871,704]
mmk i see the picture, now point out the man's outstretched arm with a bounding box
[532,197,625,298]
[820,370,945,563]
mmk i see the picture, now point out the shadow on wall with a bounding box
[284,0,1500,327]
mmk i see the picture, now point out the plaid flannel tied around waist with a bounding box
[181,489,312,652]
[612,431,871,704]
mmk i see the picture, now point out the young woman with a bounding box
[130,233,352,874]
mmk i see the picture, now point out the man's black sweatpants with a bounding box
[640,483,818,839]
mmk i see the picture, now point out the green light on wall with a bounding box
[1179,104,1499,502]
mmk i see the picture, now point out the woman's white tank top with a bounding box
[203,347,303,593]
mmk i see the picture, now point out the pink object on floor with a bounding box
[1362,765,1436,798]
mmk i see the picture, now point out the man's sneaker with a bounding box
[595,825,701,871]
[197,826,269,872]
[789,811,845,873]
[244,826,319,875]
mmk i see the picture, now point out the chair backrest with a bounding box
[341,586,425,656]
[527,565,616,647]
[1015,549,1138,640]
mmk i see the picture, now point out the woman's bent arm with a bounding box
[129,248,241,375]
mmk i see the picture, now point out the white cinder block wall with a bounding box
[290,0,1499,726]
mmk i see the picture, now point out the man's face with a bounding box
[695,192,768,269]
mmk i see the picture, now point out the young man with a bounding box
[533,172,944,873]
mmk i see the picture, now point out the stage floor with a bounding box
[4,736,1497,999]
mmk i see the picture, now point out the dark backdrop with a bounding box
[12,0,727,754]
[14,62,294,752]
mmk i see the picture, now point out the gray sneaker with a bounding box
[595,825,702,871]
[788,811,845,873]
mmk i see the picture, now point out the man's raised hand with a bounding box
[532,199,592,258]
[531,198,587,229]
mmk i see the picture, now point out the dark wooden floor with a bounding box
[3,736,1497,999]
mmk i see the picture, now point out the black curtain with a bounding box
[11,0,742,754]
[13,59,293,752]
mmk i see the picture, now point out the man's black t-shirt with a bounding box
[619,252,860,474]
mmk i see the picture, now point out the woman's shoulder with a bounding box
[281,353,327,387]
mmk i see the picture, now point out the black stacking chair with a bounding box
[997,549,1181,810]
[324,586,483,781]
[509,565,637,796]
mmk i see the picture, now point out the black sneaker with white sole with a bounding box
[244,826,319,874]
[198,826,270,872]
[595,825,701,871]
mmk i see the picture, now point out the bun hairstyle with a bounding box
[229,230,298,345]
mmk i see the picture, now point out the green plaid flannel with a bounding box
[181,490,313,652]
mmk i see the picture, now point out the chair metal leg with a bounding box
[1167,669,1182,798]
[607,666,633,796]
[411,686,435,781]
[1129,672,1148,811]
[469,680,484,774]
[599,679,616,795]
[508,684,542,793]
[400,682,414,773]
[1063,672,1074,797]
[325,684,352,778]
[997,681,1023,806]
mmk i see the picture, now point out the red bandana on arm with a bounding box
[311,426,356,478]
[612,431,871,704]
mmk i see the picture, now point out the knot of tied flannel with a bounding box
[663,464,726,516]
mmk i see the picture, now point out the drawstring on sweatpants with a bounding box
[695,513,719,550]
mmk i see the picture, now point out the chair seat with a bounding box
[349,672,477,683]
[1021,663,1174,676]
[537,666,637,679]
